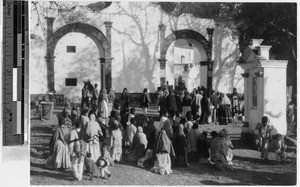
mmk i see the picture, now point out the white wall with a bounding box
[30,1,244,97]
[263,67,287,134]
[54,33,100,99]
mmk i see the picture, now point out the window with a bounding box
[65,78,77,86]
[181,55,185,64]
[66,46,76,53]
[252,77,257,107]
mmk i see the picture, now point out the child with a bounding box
[84,153,96,180]
[274,134,287,162]
[96,156,112,180]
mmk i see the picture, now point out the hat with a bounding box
[96,157,108,168]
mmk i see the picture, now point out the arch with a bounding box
[45,22,110,92]
[162,29,210,59]
[47,22,108,58]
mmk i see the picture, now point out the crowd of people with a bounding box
[45,82,289,182]
[155,85,243,125]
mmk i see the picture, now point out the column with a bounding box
[100,58,106,90]
[45,17,55,92]
[45,56,55,92]
[158,24,167,86]
[206,28,214,90]
[104,21,112,90]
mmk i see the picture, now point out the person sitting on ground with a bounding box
[151,130,176,175]
[220,129,234,165]
[173,124,190,167]
[84,152,96,180]
[128,126,148,162]
[210,130,233,171]
[273,133,287,163]
[198,131,210,164]
[124,117,137,149]
[187,122,201,163]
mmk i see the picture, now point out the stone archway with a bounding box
[45,18,113,92]
[158,26,214,90]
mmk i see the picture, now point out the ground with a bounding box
[30,107,297,185]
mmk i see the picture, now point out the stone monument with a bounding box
[239,39,288,135]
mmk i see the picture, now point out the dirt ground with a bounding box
[30,108,297,185]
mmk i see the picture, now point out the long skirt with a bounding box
[218,105,232,124]
[46,140,71,169]
[108,102,113,117]
[111,140,122,161]
[137,149,153,168]
[88,139,101,162]
[182,106,191,118]
[100,100,109,118]
[151,153,172,175]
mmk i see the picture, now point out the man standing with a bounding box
[108,87,115,116]
[210,90,219,123]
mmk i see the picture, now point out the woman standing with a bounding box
[69,120,89,181]
[218,93,232,125]
[107,87,115,117]
[86,114,103,162]
[120,88,129,115]
[182,91,192,118]
[110,121,123,164]
[173,124,190,167]
[99,89,109,118]
[151,130,176,175]
[187,123,201,162]
[46,117,71,169]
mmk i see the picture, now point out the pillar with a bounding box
[104,21,112,90]
[158,23,167,86]
[45,17,55,92]
[206,28,214,91]
[100,58,106,90]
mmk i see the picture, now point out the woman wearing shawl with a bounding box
[120,88,129,114]
[218,93,232,125]
[86,114,103,162]
[187,123,201,162]
[173,124,190,167]
[210,130,233,171]
[99,89,109,118]
[128,126,148,161]
[198,131,210,164]
[124,117,137,148]
[182,91,192,118]
[220,129,234,165]
[46,117,71,169]
[69,120,89,181]
[110,120,123,164]
[151,130,176,175]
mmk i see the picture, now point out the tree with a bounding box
[232,3,297,96]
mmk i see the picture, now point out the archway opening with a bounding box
[54,33,100,100]
[165,38,207,92]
